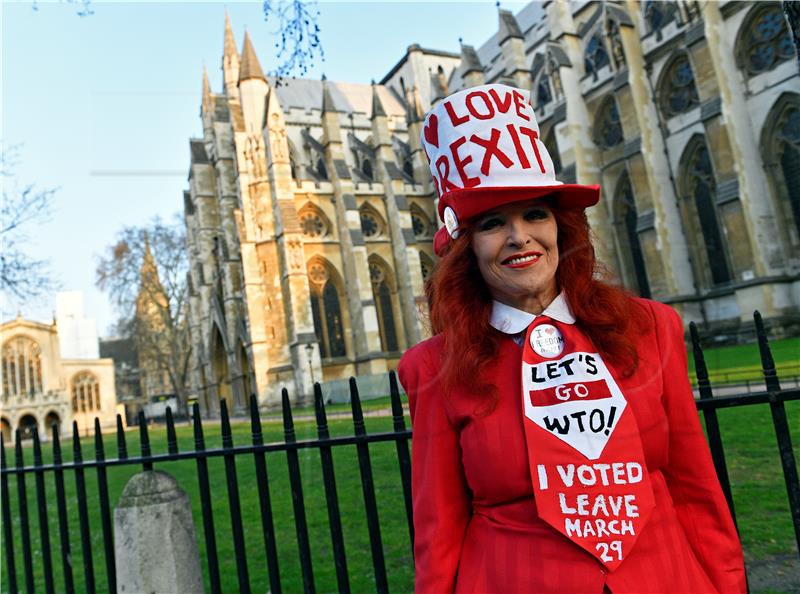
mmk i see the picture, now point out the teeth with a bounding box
[506,254,539,265]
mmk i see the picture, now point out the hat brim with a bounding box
[438,184,600,223]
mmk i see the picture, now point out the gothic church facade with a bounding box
[184,2,800,413]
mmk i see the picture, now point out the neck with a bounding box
[497,286,558,315]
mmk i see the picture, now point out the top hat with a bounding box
[420,84,599,250]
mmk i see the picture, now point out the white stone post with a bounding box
[114,471,204,593]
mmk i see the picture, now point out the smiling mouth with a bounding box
[501,251,542,268]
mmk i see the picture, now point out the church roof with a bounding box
[238,31,266,83]
[269,77,405,117]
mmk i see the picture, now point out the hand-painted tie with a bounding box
[521,317,655,572]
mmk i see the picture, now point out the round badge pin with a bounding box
[530,323,564,358]
[443,206,460,239]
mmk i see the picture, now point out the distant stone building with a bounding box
[98,336,142,423]
[184,2,800,413]
[1,296,122,443]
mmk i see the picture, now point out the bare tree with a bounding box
[0,145,59,304]
[96,215,191,414]
[263,0,325,78]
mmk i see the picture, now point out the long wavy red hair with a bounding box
[426,204,651,406]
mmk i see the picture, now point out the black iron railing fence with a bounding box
[1,311,799,594]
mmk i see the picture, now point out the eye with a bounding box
[477,216,504,232]
[524,207,550,221]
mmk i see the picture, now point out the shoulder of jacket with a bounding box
[399,334,444,369]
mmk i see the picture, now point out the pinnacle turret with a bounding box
[238,31,266,84]
[223,12,238,60]
[371,81,387,119]
[460,41,484,75]
[321,75,339,113]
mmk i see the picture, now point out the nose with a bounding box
[505,215,530,248]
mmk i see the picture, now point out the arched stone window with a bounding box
[368,257,399,353]
[71,372,101,413]
[307,260,347,359]
[359,204,386,239]
[614,175,651,298]
[535,73,552,110]
[778,107,800,238]
[737,4,795,77]
[211,327,231,406]
[761,95,800,252]
[410,204,433,240]
[658,54,700,119]
[361,158,374,181]
[593,97,624,150]
[644,0,678,35]
[543,129,562,175]
[2,336,43,398]
[584,33,610,79]
[298,204,330,239]
[419,251,434,282]
[681,140,732,286]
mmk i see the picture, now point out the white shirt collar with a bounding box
[489,292,576,334]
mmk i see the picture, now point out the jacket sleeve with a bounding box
[653,302,746,594]
[398,343,471,594]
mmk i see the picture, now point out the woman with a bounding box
[398,84,745,593]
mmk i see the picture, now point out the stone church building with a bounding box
[184,1,800,413]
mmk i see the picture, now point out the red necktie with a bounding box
[521,317,655,571]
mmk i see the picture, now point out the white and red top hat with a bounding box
[421,84,600,252]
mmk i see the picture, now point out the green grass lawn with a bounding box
[2,338,799,593]
[687,337,800,386]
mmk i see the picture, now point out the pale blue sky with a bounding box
[2,0,524,335]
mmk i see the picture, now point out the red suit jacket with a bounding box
[398,299,746,593]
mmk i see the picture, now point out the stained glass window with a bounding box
[687,145,732,285]
[644,0,678,34]
[741,6,794,75]
[619,178,651,298]
[2,337,43,397]
[594,98,623,150]
[308,262,346,359]
[369,260,399,352]
[584,34,610,79]
[360,209,382,238]
[659,55,700,119]
[71,372,101,412]
[300,208,328,238]
[778,107,800,237]
[536,75,552,109]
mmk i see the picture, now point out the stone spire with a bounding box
[460,41,484,75]
[498,9,524,44]
[201,66,212,114]
[321,75,339,114]
[460,41,486,87]
[222,12,240,97]
[224,12,237,57]
[238,31,266,84]
[371,80,387,119]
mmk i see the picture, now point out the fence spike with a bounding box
[115,414,127,460]
[689,322,713,400]
[220,399,234,448]
[349,377,366,435]
[754,310,781,392]
[49,424,74,593]
[248,393,282,594]
[1,434,19,594]
[313,382,329,437]
[71,422,96,593]
[389,371,407,431]
[282,388,296,441]
[166,407,178,455]
[190,401,222,594]
[93,419,116,593]
[137,411,153,471]
[32,426,56,594]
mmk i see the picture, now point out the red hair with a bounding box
[426,205,651,407]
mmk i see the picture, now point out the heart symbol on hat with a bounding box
[423,114,439,148]
[545,327,556,335]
